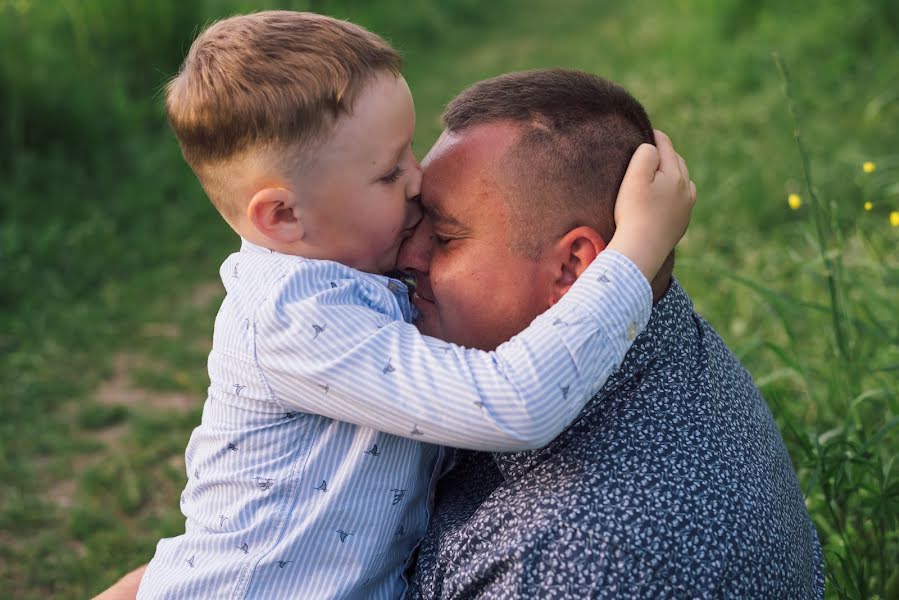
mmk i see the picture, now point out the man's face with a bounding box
[398,124,554,351]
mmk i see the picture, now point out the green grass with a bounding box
[2,0,897,598]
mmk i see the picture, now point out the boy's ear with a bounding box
[547,226,607,306]
[246,187,305,244]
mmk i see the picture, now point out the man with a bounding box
[96,69,823,598]
[399,69,824,598]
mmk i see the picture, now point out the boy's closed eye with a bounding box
[379,166,405,184]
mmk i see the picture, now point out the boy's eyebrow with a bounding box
[391,134,413,162]
[423,202,467,230]
[372,136,413,182]
[372,136,413,181]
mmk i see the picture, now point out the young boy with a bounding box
[134,11,694,599]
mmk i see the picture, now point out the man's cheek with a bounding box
[415,317,438,339]
[447,297,488,346]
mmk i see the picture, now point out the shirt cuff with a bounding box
[563,249,653,339]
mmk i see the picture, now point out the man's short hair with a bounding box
[165,11,402,219]
[443,69,664,264]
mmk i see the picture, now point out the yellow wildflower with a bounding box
[787,193,801,210]
[12,0,31,16]
[864,201,873,211]
[863,161,876,173]
[891,211,899,227]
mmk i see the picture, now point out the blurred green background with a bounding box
[1,1,897,598]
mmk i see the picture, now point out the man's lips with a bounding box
[412,290,435,304]
[411,275,435,304]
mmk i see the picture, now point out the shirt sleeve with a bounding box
[253,250,652,451]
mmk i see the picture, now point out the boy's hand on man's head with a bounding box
[606,129,696,282]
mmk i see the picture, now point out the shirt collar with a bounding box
[238,238,413,296]
[491,279,696,482]
[240,238,276,255]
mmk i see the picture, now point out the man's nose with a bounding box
[405,195,423,230]
[397,214,432,274]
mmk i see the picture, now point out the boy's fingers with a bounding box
[625,143,660,182]
[653,129,679,175]
[677,153,689,185]
[690,180,697,203]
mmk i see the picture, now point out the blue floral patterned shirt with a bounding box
[407,280,825,599]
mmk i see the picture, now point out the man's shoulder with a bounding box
[414,296,822,598]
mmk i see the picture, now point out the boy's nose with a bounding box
[406,158,423,198]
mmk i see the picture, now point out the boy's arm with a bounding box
[254,133,693,452]
[256,249,649,452]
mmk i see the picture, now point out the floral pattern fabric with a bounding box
[407,281,825,599]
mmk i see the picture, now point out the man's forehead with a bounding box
[421,130,457,165]
[419,131,462,223]
[422,123,518,168]
[420,123,519,219]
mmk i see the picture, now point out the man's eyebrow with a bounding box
[423,202,466,229]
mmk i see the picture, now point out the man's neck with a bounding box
[652,275,673,304]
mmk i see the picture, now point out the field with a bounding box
[1,0,897,598]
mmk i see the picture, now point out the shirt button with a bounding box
[627,322,638,341]
[387,281,401,294]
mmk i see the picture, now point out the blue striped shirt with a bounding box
[137,239,651,599]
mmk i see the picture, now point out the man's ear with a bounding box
[246,187,305,244]
[547,226,607,306]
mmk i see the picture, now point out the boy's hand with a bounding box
[606,129,696,282]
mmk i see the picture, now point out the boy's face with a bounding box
[296,72,422,274]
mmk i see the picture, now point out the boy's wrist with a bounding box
[605,228,668,283]
[563,247,653,336]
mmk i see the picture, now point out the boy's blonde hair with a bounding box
[165,11,403,219]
